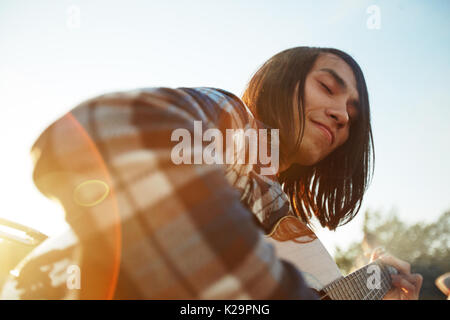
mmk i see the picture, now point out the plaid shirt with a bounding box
[2,87,316,299]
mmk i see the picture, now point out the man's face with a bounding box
[292,53,360,166]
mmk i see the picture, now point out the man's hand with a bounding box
[370,248,423,300]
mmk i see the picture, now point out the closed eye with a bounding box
[320,82,332,94]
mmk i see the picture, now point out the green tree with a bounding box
[334,210,450,300]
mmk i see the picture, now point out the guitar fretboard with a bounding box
[321,260,398,300]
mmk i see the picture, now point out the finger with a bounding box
[380,254,411,274]
[391,275,419,299]
[370,247,386,261]
[413,273,423,290]
[391,275,416,292]
[410,273,423,294]
[393,273,422,286]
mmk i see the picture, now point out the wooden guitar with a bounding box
[266,216,398,300]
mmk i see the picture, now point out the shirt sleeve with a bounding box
[30,87,318,299]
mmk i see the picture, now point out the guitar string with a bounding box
[365,264,391,300]
[348,273,359,299]
[356,269,370,299]
[321,268,364,300]
[320,262,392,300]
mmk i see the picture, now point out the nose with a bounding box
[326,103,349,128]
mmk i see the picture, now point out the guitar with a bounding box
[266,216,398,300]
[0,217,48,246]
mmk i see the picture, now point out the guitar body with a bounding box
[267,234,343,292]
[267,235,342,291]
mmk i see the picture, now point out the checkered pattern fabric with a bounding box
[10,87,317,299]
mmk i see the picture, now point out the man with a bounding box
[1,47,421,299]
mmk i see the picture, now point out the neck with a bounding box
[277,162,290,175]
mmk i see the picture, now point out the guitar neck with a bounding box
[320,260,398,300]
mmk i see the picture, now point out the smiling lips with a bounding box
[312,120,334,145]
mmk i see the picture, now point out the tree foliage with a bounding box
[334,210,450,300]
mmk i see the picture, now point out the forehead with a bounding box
[311,53,359,99]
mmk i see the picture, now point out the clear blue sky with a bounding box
[1,0,449,255]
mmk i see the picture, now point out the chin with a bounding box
[295,152,323,166]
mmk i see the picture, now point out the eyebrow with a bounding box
[319,68,360,108]
[319,68,347,89]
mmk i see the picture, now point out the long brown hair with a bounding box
[242,47,374,231]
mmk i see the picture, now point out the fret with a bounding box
[361,267,370,298]
[367,263,379,300]
[334,278,347,299]
[321,260,398,300]
[372,289,381,300]
[348,268,360,299]
[341,272,351,299]
[369,288,378,300]
[344,273,354,299]
[346,278,353,299]
[369,261,385,300]
[355,268,368,299]
[349,272,359,299]
[329,281,342,300]
[323,280,337,300]
[346,276,356,299]
[330,281,341,300]
[380,284,389,298]
[347,274,358,299]
[372,262,392,299]
[380,264,393,298]
[363,270,372,298]
[363,289,372,300]
[331,278,347,300]
[336,279,346,299]
[323,273,346,299]
[378,285,387,299]
[351,274,362,299]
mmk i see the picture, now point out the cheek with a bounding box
[303,85,329,116]
[336,129,350,148]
